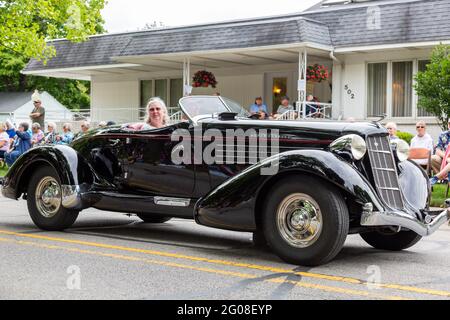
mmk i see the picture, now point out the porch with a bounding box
[25,46,337,124]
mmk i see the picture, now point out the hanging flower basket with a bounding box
[192,70,218,88]
[306,64,330,83]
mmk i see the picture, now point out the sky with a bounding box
[101,0,323,33]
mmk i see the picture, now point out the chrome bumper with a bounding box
[361,207,450,237]
[61,185,82,209]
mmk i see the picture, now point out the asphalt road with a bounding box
[1,195,450,300]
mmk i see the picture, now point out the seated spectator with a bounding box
[276,96,294,116]
[106,121,116,126]
[31,123,44,147]
[56,123,74,145]
[73,121,91,140]
[0,122,10,159]
[385,122,399,141]
[429,161,450,185]
[305,95,316,117]
[432,119,450,174]
[5,119,16,139]
[249,97,269,119]
[4,122,31,166]
[124,97,169,130]
[410,121,434,166]
[44,122,58,145]
[81,121,91,133]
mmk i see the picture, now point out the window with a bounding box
[272,77,287,110]
[417,60,432,117]
[155,79,168,103]
[367,60,423,118]
[392,61,412,117]
[140,78,183,108]
[367,63,387,117]
[170,79,183,108]
[140,80,153,107]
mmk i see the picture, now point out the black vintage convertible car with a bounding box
[1,96,449,266]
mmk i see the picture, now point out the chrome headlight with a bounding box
[392,139,410,162]
[330,134,367,161]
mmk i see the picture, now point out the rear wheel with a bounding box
[360,229,422,251]
[137,214,172,224]
[261,176,349,266]
[27,166,79,231]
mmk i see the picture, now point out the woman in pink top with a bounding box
[0,122,10,159]
[31,123,44,147]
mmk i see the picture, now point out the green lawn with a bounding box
[0,166,8,178]
[430,183,449,208]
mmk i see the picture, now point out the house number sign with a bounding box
[344,85,355,99]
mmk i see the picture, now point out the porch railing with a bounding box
[297,102,333,119]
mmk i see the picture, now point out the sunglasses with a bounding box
[416,126,425,129]
[149,108,161,112]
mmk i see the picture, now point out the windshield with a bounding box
[179,96,250,121]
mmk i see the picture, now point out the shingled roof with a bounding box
[0,92,32,113]
[305,0,450,48]
[23,0,450,73]
[118,19,331,57]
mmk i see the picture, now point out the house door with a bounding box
[264,72,295,114]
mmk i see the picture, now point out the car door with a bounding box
[120,122,196,198]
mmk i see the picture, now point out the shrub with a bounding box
[397,131,414,145]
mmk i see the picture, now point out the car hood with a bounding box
[201,118,388,138]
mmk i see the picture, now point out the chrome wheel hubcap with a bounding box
[276,193,322,248]
[35,177,61,218]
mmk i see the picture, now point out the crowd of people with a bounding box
[384,120,450,186]
[0,121,81,167]
[0,93,167,169]
[249,95,324,120]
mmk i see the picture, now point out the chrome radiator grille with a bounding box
[366,135,404,209]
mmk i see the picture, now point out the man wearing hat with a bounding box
[30,90,45,128]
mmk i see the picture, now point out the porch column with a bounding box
[298,49,307,119]
[182,57,191,96]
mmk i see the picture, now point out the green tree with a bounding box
[0,0,106,62]
[0,0,106,110]
[414,44,450,130]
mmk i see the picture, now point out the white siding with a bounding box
[341,62,366,120]
[192,74,264,109]
[91,80,140,122]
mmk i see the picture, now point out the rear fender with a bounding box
[1,146,94,202]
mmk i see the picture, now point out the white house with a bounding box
[21,0,450,139]
[0,91,73,126]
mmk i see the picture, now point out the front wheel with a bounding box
[27,166,79,231]
[262,175,349,266]
[360,230,422,251]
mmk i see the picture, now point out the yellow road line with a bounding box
[0,229,448,298]
[0,236,408,300]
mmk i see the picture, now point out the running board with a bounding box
[75,191,195,218]
[154,197,190,207]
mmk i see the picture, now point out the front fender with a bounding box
[1,145,93,202]
[195,150,384,232]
